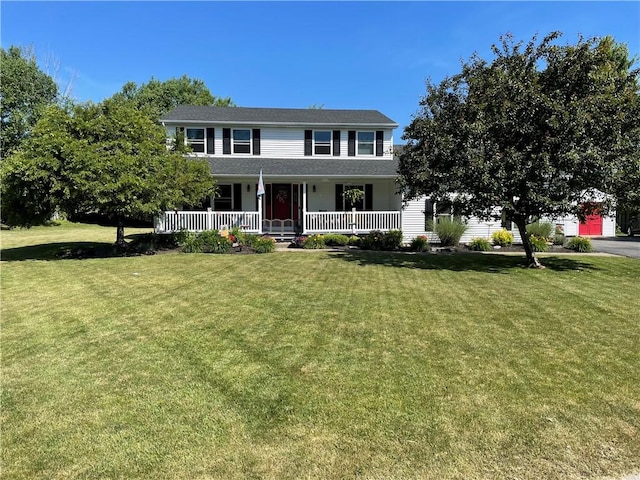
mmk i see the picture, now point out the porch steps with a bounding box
[270,233,297,243]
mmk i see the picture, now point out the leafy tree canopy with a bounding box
[398,32,640,267]
[1,100,215,245]
[110,75,233,120]
[0,45,59,156]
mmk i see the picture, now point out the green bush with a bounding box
[434,218,467,247]
[303,234,326,249]
[554,233,565,246]
[566,236,593,252]
[529,235,548,252]
[323,233,350,246]
[360,231,383,250]
[251,236,276,253]
[348,235,361,247]
[553,225,565,245]
[526,222,554,241]
[410,235,429,252]
[360,230,403,251]
[129,232,181,253]
[230,227,248,246]
[383,230,403,250]
[468,237,492,251]
[199,230,232,253]
[180,231,204,253]
[492,229,514,247]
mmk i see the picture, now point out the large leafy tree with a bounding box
[110,75,233,120]
[0,46,59,156]
[399,33,640,267]
[1,100,214,246]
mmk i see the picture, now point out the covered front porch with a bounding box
[155,181,401,237]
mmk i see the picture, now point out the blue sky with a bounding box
[2,1,639,136]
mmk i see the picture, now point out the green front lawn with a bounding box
[2,223,639,479]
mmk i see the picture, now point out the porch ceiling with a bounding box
[202,157,399,178]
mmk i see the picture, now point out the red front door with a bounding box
[272,184,292,220]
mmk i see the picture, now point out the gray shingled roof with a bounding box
[202,157,399,178]
[161,106,398,127]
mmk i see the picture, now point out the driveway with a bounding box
[589,236,640,259]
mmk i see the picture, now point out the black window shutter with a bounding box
[335,184,344,211]
[304,130,312,156]
[365,184,373,211]
[206,128,215,154]
[233,183,242,211]
[223,128,231,154]
[348,131,356,156]
[252,129,260,155]
[376,131,384,156]
[333,130,341,156]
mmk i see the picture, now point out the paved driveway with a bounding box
[589,237,640,259]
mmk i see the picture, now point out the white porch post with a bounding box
[206,207,212,230]
[302,182,307,234]
[351,207,357,235]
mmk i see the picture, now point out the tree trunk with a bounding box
[514,217,544,269]
[115,216,127,250]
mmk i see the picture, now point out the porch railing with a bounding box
[156,209,401,235]
[305,210,401,234]
[156,210,261,234]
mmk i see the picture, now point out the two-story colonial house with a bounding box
[156,105,616,242]
[156,105,404,239]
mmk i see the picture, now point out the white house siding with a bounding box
[401,198,433,243]
[255,127,305,158]
[166,125,394,160]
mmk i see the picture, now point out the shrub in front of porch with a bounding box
[245,235,276,253]
[199,230,233,253]
[360,230,403,251]
[302,234,325,249]
[180,231,205,253]
[323,233,350,247]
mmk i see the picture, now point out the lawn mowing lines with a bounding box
[4,337,245,479]
[4,232,640,480]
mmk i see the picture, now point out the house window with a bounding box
[214,184,233,211]
[357,131,375,155]
[314,131,331,155]
[233,129,251,154]
[186,128,205,153]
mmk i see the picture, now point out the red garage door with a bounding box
[579,214,603,236]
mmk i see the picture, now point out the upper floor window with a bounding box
[186,128,205,153]
[357,131,375,155]
[233,129,251,154]
[314,131,331,155]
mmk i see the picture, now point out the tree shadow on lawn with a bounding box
[1,234,144,262]
[330,250,599,273]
